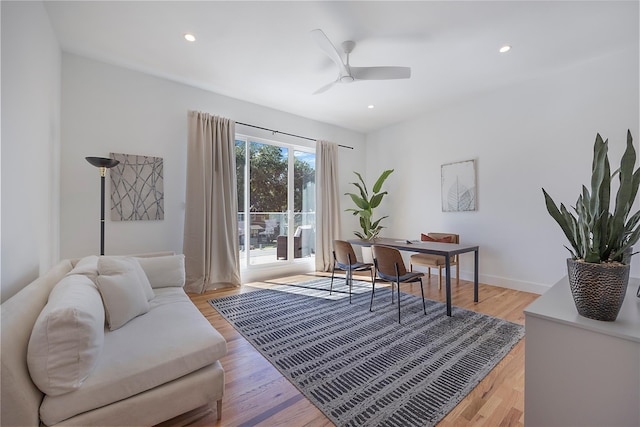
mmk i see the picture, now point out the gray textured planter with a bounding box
[566,258,629,321]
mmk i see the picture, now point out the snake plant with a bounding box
[542,130,640,264]
[345,169,394,240]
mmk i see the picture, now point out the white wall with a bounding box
[1,1,61,302]
[365,47,640,293]
[60,54,365,281]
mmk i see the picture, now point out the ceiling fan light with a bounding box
[340,75,355,84]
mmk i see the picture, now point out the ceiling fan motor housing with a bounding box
[341,40,356,54]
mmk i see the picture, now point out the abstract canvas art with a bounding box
[109,153,164,221]
[441,159,476,212]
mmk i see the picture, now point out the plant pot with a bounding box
[566,258,629,321]
[361,246,374,264]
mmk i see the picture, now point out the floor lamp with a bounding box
[86,156,120,256]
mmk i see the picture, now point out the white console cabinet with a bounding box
[524,277,640,427]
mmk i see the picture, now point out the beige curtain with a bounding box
[315,140,341,272]
[183,111,240,292]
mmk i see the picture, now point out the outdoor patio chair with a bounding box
[276,225,313,259]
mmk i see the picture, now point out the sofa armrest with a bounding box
[1,260,74,427]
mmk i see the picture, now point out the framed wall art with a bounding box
[441,159,476,212]
[109,152,164,221]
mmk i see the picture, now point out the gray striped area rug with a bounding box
[208,278,524,427]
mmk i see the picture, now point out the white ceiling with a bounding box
[44,1,639,134]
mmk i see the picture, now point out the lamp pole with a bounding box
[86,157,120,255]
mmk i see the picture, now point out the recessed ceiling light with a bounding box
[368,105,375,109]
[499,45,511,53]
[184,33,196,42]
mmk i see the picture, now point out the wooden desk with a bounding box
[349,237,479,316]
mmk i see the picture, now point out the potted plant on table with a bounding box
[345,169,394,240]
[542,130,639,321]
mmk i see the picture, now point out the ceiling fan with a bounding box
[310,29,411,95]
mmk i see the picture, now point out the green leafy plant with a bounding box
[345,169,394,240]
[542,130,640,264]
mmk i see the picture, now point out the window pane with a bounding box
[235,140,246,213]
[236,140,246,264]
[249,141,288,265]
[235,136,316,268]
[294,150,316,258]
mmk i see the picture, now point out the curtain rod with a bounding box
[236,121,354,150]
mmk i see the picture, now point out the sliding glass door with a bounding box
[236,136,315,268]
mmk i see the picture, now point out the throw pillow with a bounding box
[96,257,150,330]
[66,255,99,282]
[27,274,105,396]
[135,254,186,288]
[421,233,453,243]
[100,256,155,301]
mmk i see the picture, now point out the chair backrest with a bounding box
[426,232,459,244]
[334,240,357,265]
[372,245,407,277]
[423,232,460,261]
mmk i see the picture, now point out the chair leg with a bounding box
[438,266,442,290]
[456,262,460,285]
[397,281,401,323]
[370,267,376,295]
[369,277,376,311]
[216,399,222,421]
[420,279,426,314]
[348,268,352,304]
[330,265,335,295]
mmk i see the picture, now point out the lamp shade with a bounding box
[85,157,120,168]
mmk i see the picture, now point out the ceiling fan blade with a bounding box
[310,29,349,76]
[313,79,338,95]
[350,66,411,80]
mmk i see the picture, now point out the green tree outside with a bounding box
[236,140,315,213]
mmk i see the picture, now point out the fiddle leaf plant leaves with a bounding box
[345,169,394,240]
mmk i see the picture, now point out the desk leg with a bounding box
[474,249,479,302]
[445,254,452,316]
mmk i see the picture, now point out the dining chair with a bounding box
[410,233,460,289]
[371,244,426,323]
[331,240,375,303]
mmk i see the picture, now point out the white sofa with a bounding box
[1,252,227,426]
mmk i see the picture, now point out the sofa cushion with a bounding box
[27,274,105,396]
[96,257,151,330]
[39,287,227,426]
[410,253,445,266]
[71,256,156,300]
[135,254,186,288]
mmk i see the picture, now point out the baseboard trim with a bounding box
[439,269,550,295]
[473,273,549,295]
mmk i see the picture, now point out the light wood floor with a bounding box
[159,272,540,427]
